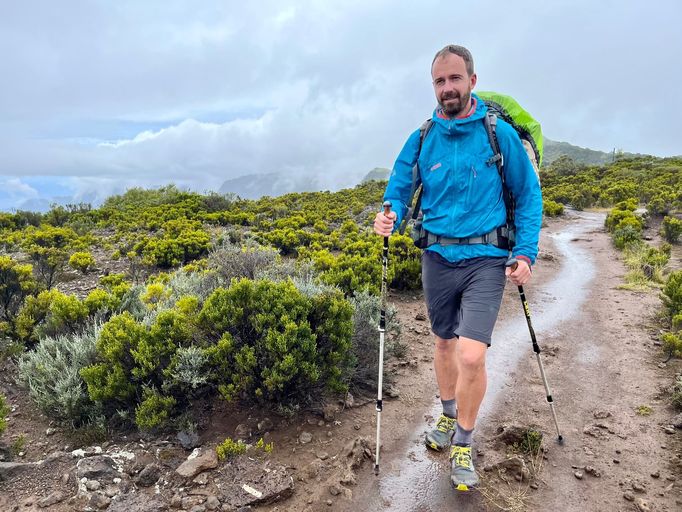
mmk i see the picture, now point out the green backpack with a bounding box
[400,91,543,251]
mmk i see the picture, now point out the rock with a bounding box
[385,385,400,398]
[177,430,201,450]
[493,456,530,482]
[88,493,112,510]
[327,500,333,506]
[194,472,210,486]
[45,427,57,436]
[316,451,329,460]
[170,494,183,508]
[636,498,650,511]
[593,410,611,419]
[176,448,219,479]
[234,424,251,440]
[322,404,338,421]
[37,490,67,508]
[300,459,323,481]
[671,413,682,429]
[651,471,660,479]
[574,471,584,480]
[530,482,539,490]
[190,506,206,512]
[136,463,162,487]
[340,469,357,486]
[0,461,35,479]
[205,496,221,510]
[623,491,635,501]
[329,484,342,496]
[221,464,294,509]
[344,393,355,409]
[85,479,101,491]
[77,455,117,480]
[299,432,313,444]
[343,437,372,470]
[107,492,169,512]
[257,418,274,432]
[415,312,427,321]
[663,426,675,435]
[585,466,601,477]
[632,481,646,493]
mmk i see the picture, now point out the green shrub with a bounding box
[672,376,682,410]
[15,289,88,345]
[613,225,642,250]
[134,387,176,430]
[661,216,682,244]
[17,324,100,425]
[662,332,682,359]
[69,251,96,273]
[543,200,564,217]
[99,273,126,288]
[0,255,37,324]
[216,437,247,461]
[20,225,84,288]
[0,392,9,435]
[198,278,354,404]
[349,290,401,389]
[661,270,682,319]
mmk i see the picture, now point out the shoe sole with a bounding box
[424,438,446,452]
[451,480,478,492]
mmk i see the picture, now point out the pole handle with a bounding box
[505,257,518,271]
[382,200,392,217]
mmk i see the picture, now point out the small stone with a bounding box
[45,428,57,436]
[415,312,426,321]
[85,479,101,491]
[171,494,183,508]
[193,472,209,486]
[37,490,66,508]
[344,393,355,408]
[326,500,333,506]
[329,484,342,496]
[613,459,620,464]
[530,482,539,490]
[177,430,200,450]
[318,420,325,427]
[234,423,250,440]
[574,471,584,480]
[299,432,313,444]
[205,496,220,510]
[632,481,646,493]
[135,463,162,487]
[663,426,675,435]
[354,424,360,431]
[317,451,329,460]
[650,471,660,479]
[593,410,611,419]
[635,498,650,511]
[623,491,635,501]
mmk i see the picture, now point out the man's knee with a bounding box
[457,338,487,372]
[434,335,456,352]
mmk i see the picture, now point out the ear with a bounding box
[470,73,477,89]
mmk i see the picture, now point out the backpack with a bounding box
[398,92,543,251]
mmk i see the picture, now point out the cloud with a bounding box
[0,0,679,210]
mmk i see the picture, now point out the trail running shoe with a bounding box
[450,444,479,491]
[424,414,456,451]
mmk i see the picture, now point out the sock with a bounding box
[441,399,457,419]
[453,424,473,446]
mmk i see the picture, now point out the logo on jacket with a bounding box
[430,162,442,171]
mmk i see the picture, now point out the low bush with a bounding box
[661,216,682,244]
[69,251,96,273]
[543,200,564,217]
[134,387,177,431]
[17,324,100,425]
[0,392,9,435]
[216,437,247,461]
[662,270,682,319]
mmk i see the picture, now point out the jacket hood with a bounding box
[431,92,488,128]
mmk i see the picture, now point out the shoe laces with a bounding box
[436,414,455,434]
[451,445,473,470]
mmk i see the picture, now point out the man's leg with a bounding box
[425,335,459,450]
[453,336,487,431]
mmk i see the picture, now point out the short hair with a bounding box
[432,45,474,76]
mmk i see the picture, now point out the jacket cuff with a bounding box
[516,255,532,270]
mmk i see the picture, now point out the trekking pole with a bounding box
[375,200,392,475]
[506,258,564,443]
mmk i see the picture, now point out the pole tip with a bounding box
[557,435,564,444]
[374,464,380,476]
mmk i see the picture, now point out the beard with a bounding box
[440,89,472,117]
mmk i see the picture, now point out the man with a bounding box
[373,45,542,490]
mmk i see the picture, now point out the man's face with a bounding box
[431,53,477,117]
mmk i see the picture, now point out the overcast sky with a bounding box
[0,0,679,210]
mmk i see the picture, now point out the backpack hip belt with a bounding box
[421,225,512,249]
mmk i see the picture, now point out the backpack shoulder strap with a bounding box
[398,118,433,234]
[483,113,516,240]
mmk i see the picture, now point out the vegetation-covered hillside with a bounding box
[0,155,680,439]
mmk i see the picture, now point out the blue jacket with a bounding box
[384,93,543,264]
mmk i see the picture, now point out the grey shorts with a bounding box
[421,251,507,346]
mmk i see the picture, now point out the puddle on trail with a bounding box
[363,211,603,512]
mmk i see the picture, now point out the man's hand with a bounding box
[373,211,397,237]
[505,259,531,285]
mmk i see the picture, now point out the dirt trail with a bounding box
[323,210,682,512]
